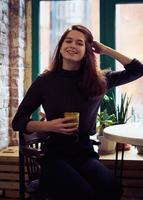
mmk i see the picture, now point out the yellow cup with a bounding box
[64,112,80,128]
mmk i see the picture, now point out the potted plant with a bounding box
[136,145,143,155]
[96,109,117,154]
[99,92,132,152]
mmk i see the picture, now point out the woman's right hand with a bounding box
[26,117,78,135]
[47,117,78,135]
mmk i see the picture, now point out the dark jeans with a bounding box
[39,151,123,200]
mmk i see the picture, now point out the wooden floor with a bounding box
[0,146,143,200]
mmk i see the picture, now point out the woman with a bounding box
[12,25,143,200]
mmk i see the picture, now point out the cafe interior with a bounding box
[0,0,143,199]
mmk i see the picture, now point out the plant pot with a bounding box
[137,145,143,154]
[116,143,131,151]
[97,134,116,155]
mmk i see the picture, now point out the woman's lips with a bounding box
[66,50,78,54]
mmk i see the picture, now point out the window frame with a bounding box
[100,0,143,102]
[100,0,143,71]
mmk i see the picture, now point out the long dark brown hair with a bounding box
[44,24,107,99]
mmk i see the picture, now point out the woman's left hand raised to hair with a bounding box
[92,40,132,65]
[92,41,107,54]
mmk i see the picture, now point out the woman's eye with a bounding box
[77,43,84,46]
[65,40,72,43]
[64,40,84,46]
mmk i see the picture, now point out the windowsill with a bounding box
[90,134,143,161]
[99,146,143,161]
[0,145,143,162]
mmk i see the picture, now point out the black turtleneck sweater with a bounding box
[12,59,143,154]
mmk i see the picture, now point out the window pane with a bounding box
[40,1,51,72]
[40,0,100,72]
[116,4,143,123]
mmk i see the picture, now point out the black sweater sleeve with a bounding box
[106,58,143,90]
[12,76,43,132]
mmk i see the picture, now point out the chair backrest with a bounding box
[19,131,48,200]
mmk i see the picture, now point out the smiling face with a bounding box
[60,30,86,70]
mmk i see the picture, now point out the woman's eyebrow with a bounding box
[65,37,84,42]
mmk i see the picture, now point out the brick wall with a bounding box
[24,0,32,92]
[0,0,26,149]
[9,0,26,145]
[0,0,10,149]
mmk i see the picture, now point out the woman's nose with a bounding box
[70,42,77,48]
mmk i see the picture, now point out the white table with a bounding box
[103,123,143,182]
[103,123,143,146]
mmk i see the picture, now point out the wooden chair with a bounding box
[19,131,101,200]
[19,131,50,200]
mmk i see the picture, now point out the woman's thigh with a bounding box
[81,157,123,200]
[39,157,95,200]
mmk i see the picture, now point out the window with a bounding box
[100,0,143,123]
[33,0,143,123]
[116,3,143,122]
[40,0,100,73]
